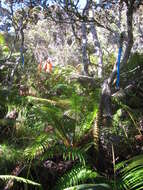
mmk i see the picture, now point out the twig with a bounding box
[112,144,117,190]
[4,164,26,190]
[120,65,140,76]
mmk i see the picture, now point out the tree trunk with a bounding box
[100,1,134,118]
[81,0,90,75]
[89,8,103,78]
[81,21,89,75]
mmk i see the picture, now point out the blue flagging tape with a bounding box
[21,53,24,66]
[116,47,122,88]
[20,48,24,67]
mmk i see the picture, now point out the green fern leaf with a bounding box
[0,175,41,187]
[116,154,143,190]
[63,147,86,166]
[93,108,101,151]
[75,106,98,143]
[24,134,54,160]
[54,165,99,190]
[64,183,112,190]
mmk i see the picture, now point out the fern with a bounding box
[58,154,143,190]
[63,183,112,190]
[113,99,141,134]
[92,108,102,151]
[63,147,86,166]
[39,143,66,161]
[26,96,70,109]
[40,144,87,168]
[75,106,98,141]
[116,154,143,190]
[41,144,87,165]
[54,165,99,190]
[0,175,41,187]
[24,134,55,160]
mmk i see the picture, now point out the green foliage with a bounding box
[0,1,142,189]
[0,25,142,190]
[103,53,116,75]
[57,155,143,190]
[113,99,141,134]
[90,55,98,66]
[121,53,143,85]
[24,134,55,160]
[54,165,100,190]
[64,183,112,190]
[0,66,141,190]
[0,103,8,119]
[0,33,5,45]
[89,53,116,77]
[25,64,75,99]
[0,144,24,171]
[112,108,130,137]
[63,147,86,166]
[123,52,143,72]
[0,34,6,57]
[0,33,10,57]
[76,105,98,141]
[116,154,143,190]
[21,92,95,163]
[0,175,41,187]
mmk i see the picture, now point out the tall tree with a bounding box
[101,0,135,118]
[81,0,90,75]
[89,2,103,78]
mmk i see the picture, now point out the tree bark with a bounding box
[81,0,90,75]
[108,2,134,86]
[81,22,89,75]
[100,1,134,118]
[89,8,103,78]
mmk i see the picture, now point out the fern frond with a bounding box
[24,134,54,160]
[40,143,65,161]
[41,145,87,166]
[116,154,143,190]
[75,106,98,140]
[92,109,102,151]
[26,96,70,109]
[26,103,63,125]
[63,147,86,166]
[0,175,41,187]
[54,165,99,190]
[64,183,112,190]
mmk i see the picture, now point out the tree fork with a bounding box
[100,0,134,121]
